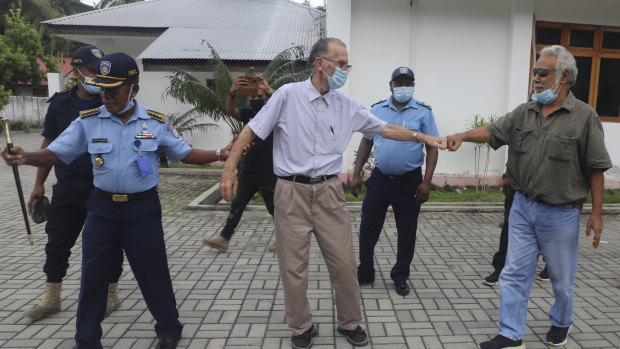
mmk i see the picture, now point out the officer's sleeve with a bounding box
[46,119,88,165]
[354,105,387,139]
[421,110,440,137]
[158,121,192,163]
[248,88,284,140]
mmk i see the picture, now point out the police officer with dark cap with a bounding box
[23,45,124,321]
[0,52,237,349]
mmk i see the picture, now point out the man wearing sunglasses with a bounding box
[220,37,446,349]
[351,66,439,298]
[447,45,611,349]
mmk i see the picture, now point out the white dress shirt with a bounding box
[249,78,387,177]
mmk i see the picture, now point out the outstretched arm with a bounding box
[379,123,446,149]
[446,126,491,151]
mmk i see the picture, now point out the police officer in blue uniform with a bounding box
[23,45,124,322]
[1,52,235,349]
[351,66,439,296]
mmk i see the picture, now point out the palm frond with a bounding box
[269,70,312,90]
[165,68,226,118]
[262,46,307,82]
[167,108,219,135]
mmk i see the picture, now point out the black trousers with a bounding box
[491,186,515,272]
[220,171,276,240]
[44,185,123,283]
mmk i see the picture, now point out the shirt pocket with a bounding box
[546,132,577,161]
[132,139,158,153]
[511,127,533,154]
[87,142,114,174]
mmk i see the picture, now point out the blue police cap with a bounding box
[88,52,139,88]
[391,66,415,81]
[71,46,104,71]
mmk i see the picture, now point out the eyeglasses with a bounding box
[321,56,352,72]
[532,68,557,77]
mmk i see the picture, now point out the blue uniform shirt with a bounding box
[365,97,439,176]
[42,87,101,191]
[47,101,192,193]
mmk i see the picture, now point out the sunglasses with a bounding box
[532,68,557,77]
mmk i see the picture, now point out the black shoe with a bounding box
[483,270,501,286]
[546,325,571,346]
[155,337,180,349]
[394,281,409,296]
[537,267,550,282]
[337,325,369,347]
[291,324,317,349]
[478,334,524,349]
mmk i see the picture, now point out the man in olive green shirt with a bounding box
[447,45,611,349]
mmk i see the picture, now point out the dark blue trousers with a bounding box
[75,190,182,348]
[44,185,123,283]
[357,168,422,283]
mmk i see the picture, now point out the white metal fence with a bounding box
[0,96,48,126]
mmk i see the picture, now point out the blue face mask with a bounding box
[531,79,560,104]
[76,69,100,95]
[117,84,135,115]
[393,86,414,103]
[322,61,349,90]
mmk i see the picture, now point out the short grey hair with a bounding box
[539,45,578,87]
[307,37,347,69]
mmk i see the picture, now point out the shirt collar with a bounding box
[527,90,577,113]
[305,77,334,105]
[386,96,417,111]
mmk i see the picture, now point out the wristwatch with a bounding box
[412,131,419,143]
[216,148,221,161]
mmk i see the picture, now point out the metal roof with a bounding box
[43,0,323,61]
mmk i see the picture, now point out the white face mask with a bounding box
[76,69,101,95]
[116,84,135,114]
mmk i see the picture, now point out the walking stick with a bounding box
[0,118,33,245]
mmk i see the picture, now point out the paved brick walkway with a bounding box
[0,131,619,349]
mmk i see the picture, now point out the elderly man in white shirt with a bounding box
[220,37,445,349]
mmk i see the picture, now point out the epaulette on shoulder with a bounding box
[147,109,166,123]
[371,99,387,108]
[79,108,101,118]
[416,100,432,110]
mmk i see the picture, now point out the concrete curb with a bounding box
[185,182,620,214]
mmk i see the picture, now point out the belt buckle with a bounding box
[388,175,397,180]
[112,194,128,203]
[309,176,323,184]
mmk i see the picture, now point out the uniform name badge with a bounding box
[134,139,153,176]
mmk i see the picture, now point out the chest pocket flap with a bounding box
[87,142,113,154]
[132,139,158,152]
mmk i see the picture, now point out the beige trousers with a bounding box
[274,177,362,335]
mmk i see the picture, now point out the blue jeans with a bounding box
[498,192,579,340]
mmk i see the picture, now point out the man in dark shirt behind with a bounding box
[202,76,277,252]
[24,46,124,320]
